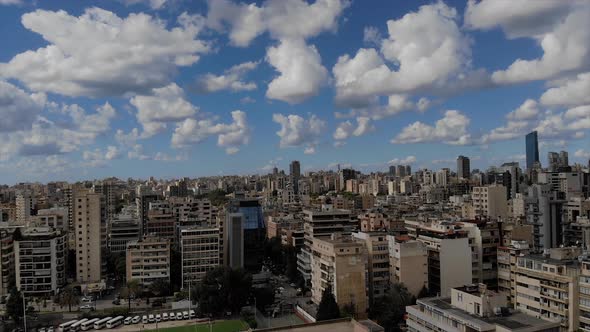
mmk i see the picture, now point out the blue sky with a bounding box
[0,0,589,184]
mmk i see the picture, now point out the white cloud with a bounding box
[207,0,348,104]
[363,26,381,46]
[265,38,328,104]
[540,72,590,107]
[333,117,375,140]
[388,156,416,165]
[122,0,168,10]
[391,110,472,145]
[490,2,590,84]
[272,113,325,152]
[130,83,198,137]
[171,110,250,154]
[464,0,574,38]
[83,146,121,167]
[196,61,258,93]
[0,8,210,97]
[506,99,539,120]
[240,96,256,104]
[575,149,590,159]
[115,128,140,147]
[0,81,46,132]
[335,94,431,120]
[333,2,474,108]
[62,102,116,136]
[0,0,21,5]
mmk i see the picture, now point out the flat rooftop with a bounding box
[257,318,383,332]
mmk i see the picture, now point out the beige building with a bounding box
[310,234,368,318]
[472,185,508,220]
[579,258,590,332]
[388,235,428,297]
[352,231,390,304]
[16,192,34,225]
[498,240,530,305]
[406,285,560,332]
[126,236,170,287]
[73,189,103,283]
[179,226,220,287]
[515,247,580,332]
[0,229,14,296]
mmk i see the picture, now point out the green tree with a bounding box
[369,283,415,332]
[170,249,182,292]
[149,280,170,298]
[194,266,252,315]
[6,287,24,322]
[123,279,141,311]
[316,286,340,321]
[58,286,79,312]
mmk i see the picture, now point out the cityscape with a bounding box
[0,1,590,332]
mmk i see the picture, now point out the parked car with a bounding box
[148,314,155,323]
[132,316,141,324]
[176,312,183,320]
[155,314,161,322]
[80,304,93,310]
[162,313,168,321]
[189,310,195,318]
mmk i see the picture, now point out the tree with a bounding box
[253,286,275,311]
[369,283,415,332]
[195,266,253,315]
[169,249,182,292]
[123,279,141,311]
[149,280,170,298]
[316,287,340,321]
[6,287,24,322]
[417,286,429,299]
[58,287,79,312]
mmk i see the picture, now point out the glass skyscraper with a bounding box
[525,131,539,169]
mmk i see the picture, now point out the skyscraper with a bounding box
[525,131,540,169]
[289,160,301,194]
[457,155,470,180]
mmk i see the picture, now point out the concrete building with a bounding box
[388,235,428,297]
[297,205,356,284]
[459,220,500,288]
[108,207,140,253]
[16,192,35,225]
[406,285,560,332]
[352,231,390,304]
[126,236,170,287]
[472,185,508,220]
[33,207,68,231]
[526,184,566,251]
[310,234,368,318]
[579,258,590,332]
[15,228,66,296]
[0,229,14,296]
[73,189,103,283]
[497,240,530,305]
[515,247,580,332]
[224,198,265,272]
[146,202,176,242]
[179,226,220,287]
[457,155,470,180]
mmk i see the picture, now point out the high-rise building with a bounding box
[290,161,301,194]
[135,185,161,235]
[388,166,396,177]
[525,184,566,251]
[15,228,66,296]
[15,191,34,225]
[457,155,470,180]
[180,226,220,287]
[74,189,103,283]
[405,165,411,176]
[109,207,140,253]
[224,198,265,272]
[525,131,540,169]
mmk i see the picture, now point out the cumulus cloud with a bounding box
[122,0,168,9]
[540,72,590,107]
[0,81,46,132]
[207,0,348,103]
[333,2,475,108]
[195,61,258,93]
[363,26,381,46]
[265,39,328,104]
[130,83,198,137]
[391,110,472,145]
[335,94,431,120]
[0,0,22,5]
[506,99,539,120]
[575,149,590,159]
[171,110,250,154]
[387,156,416,165]
[83,146,121,167]
[0,8,210,97]
[272,113,325,153]
[488,2,590,84]
[333,117,375,140]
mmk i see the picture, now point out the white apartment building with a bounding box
[73,189,103,283]
[472,185,508,220]
[15,228,66,296]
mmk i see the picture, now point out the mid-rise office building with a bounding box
[180,226,220,287]
[224,198,265,272]
[457,155,470,180]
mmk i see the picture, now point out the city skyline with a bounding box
[0,0,589,184]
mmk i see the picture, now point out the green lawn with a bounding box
[145,320,249,332]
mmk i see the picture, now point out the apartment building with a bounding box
[109,208,141,253]
[406,285,560,332]
[579,257,590,332]
[33,207,68,231]
[15,228,66,296]
[16,192,34,225]
[126,236,170,287]
[73,189,103,283]
[498,240,530,305]
[297,205,356,284]
[146,202,176,242]
[310,234,368,318]
[179,226,220,287]
[352,231,390,304]
[0,229,14,296]
[387,235,428,297]
[459,220,500,288]
[472,185,508,220]
[515,247,580,332]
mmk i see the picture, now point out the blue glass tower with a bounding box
[525,131,540,169]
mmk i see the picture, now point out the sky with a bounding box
[0,0,589,184]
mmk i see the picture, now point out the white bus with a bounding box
[106,316,125,329]
[94,317,112,330]
[58,320,79,332]
[70,319,88,332]
[81,318,99,331]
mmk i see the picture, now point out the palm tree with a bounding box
[59,287,79,312]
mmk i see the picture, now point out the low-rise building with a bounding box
[126,236,170,287]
